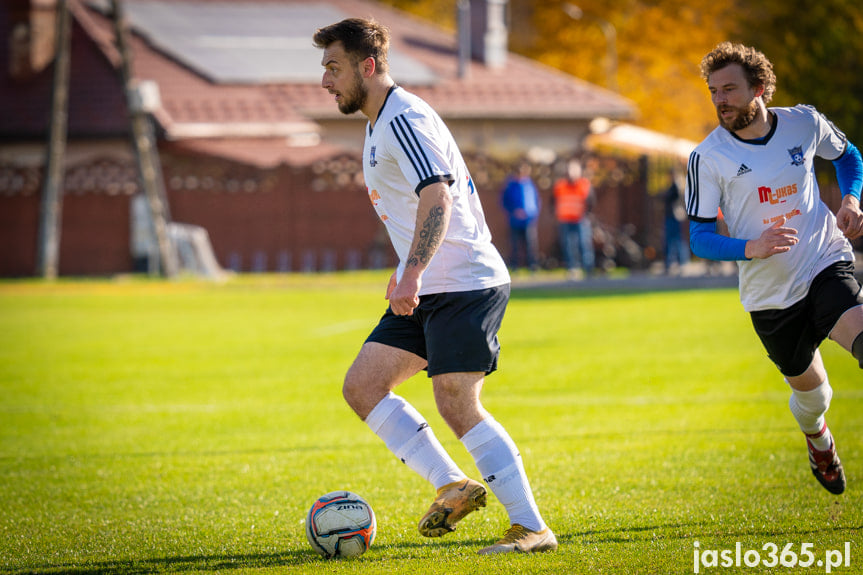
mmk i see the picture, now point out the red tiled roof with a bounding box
[72,0,634,138]
[0,0,636,167]
[72,0,321,141]
[161,137,346,168]
[303,0,634,121]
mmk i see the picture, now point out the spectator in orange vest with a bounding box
[553,159,595,279]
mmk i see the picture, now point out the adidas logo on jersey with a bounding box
[736,164,752,176]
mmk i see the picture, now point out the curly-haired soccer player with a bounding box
[687,42,863,495]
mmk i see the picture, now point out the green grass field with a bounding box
[1,272,861,574]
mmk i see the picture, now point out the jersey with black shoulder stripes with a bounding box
[362,86,509,295]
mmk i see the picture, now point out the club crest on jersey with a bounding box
[369,146,378,167]
[787,146,804,166]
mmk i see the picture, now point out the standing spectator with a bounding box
[553,159,595,279]
[663,167,689,274]
[501,162,541,271]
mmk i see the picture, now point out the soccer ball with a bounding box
[305,491,376,559]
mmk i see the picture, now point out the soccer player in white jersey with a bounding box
[313,18,556,554]
[686,42,863,495]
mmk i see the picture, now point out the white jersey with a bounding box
[686,105,853,312]
[362,86,510,295]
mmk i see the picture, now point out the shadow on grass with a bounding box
[11,548,327,575]
[12,522,861,574]
[6,538,505,574]
[561,522,702,545]
[562,521,862,545]
[509,273,737,300]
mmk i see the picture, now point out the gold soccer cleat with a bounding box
[478,524,559,555]
[418,478,487,537]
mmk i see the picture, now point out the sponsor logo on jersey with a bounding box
[758,183,798,205]
[736,164,752,176]
[763,209,801,225]
[368,188,380,206]
[368,188,388,221]
[787,145,804,166]
[369,146,378,167]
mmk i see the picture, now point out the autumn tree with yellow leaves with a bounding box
[379,0,863,146]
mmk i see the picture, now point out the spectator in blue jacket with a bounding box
[501,162,541,271]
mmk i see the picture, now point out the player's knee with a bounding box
[343,368,396,420]
[789,380,833,417]
[342,370,367,414]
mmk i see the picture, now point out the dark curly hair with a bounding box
[701,42,776,103]
[313,18,390,74]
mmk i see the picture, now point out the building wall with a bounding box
[0,193,40,276]
[0,144,653,277]
[0,14,129,139]
[58,191,133,274]
[162,151,396,274]
[1,149,397,277]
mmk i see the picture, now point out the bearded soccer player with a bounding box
[686,42,863,495]
[312,18,557,554]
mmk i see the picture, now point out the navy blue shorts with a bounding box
[750,261,863,377]
[365,284,510,377]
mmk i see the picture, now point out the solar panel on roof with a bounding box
[87,0,437,85]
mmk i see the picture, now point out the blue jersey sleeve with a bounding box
[833,141,863,200]
[689,220,749,261]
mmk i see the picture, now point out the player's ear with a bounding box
[362,56,376,78]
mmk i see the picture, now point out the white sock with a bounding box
[364,392,465,489]
[788,379,833,451]
[461,417,546,532]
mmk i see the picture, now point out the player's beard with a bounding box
[338,73,368,115]
[717,98,759,132]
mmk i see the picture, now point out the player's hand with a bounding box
[385,271,398,300]
[836,195,863,240]
[744,216,798,259]
[386,272,421,316]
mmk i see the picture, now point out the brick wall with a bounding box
[0,149,652,277]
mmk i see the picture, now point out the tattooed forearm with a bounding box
[407,206,446,268]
